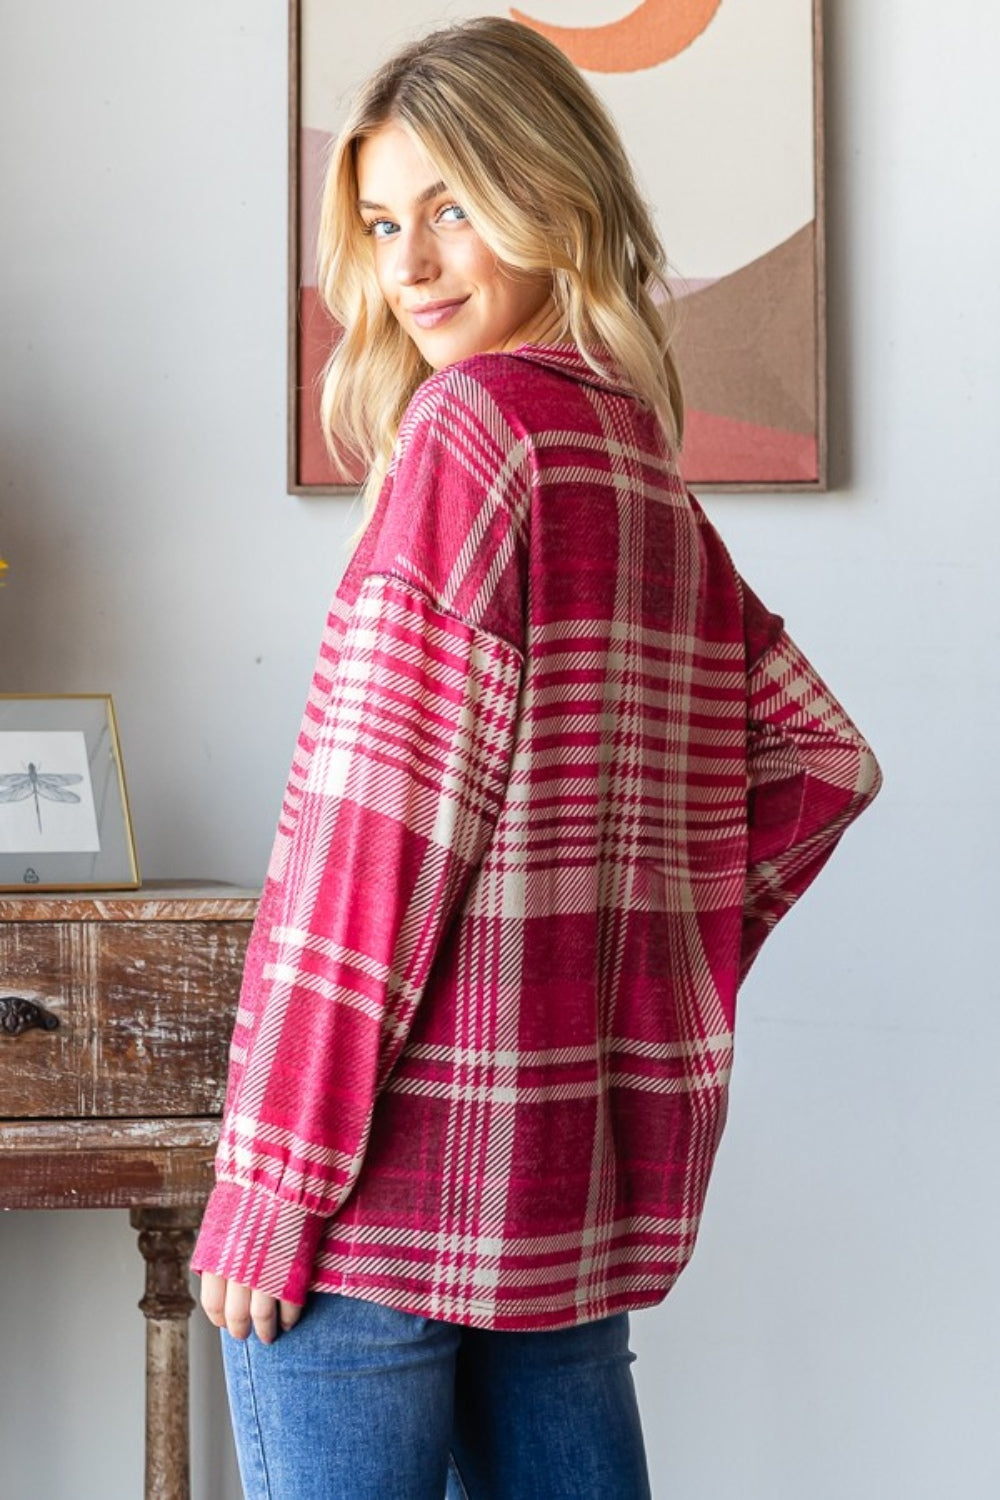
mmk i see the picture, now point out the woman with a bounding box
[195,17,881,1498]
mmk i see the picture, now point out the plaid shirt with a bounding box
[193,345,881,1329]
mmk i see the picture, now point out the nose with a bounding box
[394,223,438,287]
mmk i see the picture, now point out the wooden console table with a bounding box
[0,884,257,1500]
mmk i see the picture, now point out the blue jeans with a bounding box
[221,1292,652,1499]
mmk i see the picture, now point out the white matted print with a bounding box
[0,731,101,853]
[0,696,140,891]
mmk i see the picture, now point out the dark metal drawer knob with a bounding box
[0,997,61,1036]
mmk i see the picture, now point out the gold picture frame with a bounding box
[0,695,140,892]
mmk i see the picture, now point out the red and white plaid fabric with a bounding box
[193,346,881,1329]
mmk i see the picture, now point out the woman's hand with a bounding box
[199,1272,303,1344]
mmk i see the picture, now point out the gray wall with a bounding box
[1,2,996,1496]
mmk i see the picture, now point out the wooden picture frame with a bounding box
[288,0,826,494]
[0,695,140,892]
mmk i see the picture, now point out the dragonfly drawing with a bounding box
[0,763,83,833]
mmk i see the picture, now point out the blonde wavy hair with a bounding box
[317,15,684,515]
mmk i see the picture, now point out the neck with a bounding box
[502,300,567,354]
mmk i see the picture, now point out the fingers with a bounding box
[280,1299,303,1332]
[223,1280,254,1341]
[199,1272,228,1329]
[249,1287,279,1345]
[198,1273,304,1344]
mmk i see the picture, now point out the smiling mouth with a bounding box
[408,297,469,329]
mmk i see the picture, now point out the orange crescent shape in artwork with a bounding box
[510,0,724,74]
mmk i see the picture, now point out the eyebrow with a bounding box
[357,180,449,212]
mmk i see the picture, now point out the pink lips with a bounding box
[408,297,469,329]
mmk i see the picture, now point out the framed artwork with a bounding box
[0,695,140,892]
[289,0,825,493]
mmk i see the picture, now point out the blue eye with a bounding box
[364,218,398,239]
[438,204,467,223]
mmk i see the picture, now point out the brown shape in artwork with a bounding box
[672,223,817,435]
[292,224,819,490]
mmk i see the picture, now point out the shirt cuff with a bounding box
[191,1179,327,1305]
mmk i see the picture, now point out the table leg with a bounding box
[131,1205,203,1500]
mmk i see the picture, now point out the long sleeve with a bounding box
[193,579,523,1301]
[740,628,882,981]
[192,365,533,1302]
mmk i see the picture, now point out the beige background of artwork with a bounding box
[300,0,815,281]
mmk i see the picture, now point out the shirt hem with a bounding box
[301,1268,675,1332]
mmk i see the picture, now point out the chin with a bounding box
[417,341,471,372]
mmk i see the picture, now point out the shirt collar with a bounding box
[507,342,635,397]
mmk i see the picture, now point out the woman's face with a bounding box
[355,123,555,370]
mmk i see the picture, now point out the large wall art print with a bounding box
[289,0,825,493]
